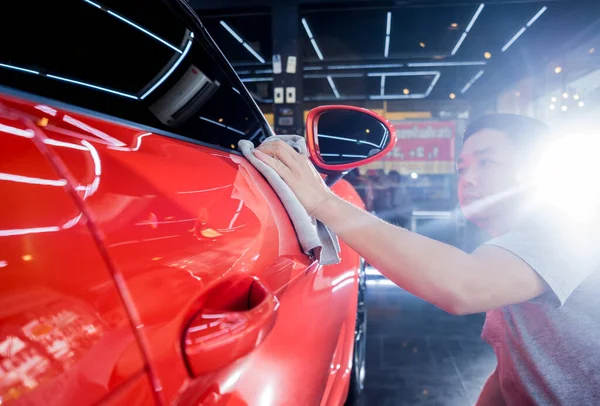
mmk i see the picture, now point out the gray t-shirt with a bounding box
[482,208,600,405]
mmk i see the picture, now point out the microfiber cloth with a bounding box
[239,135,341,265]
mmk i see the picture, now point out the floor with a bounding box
[363,272,497,406]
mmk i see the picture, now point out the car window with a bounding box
[0,0,269,150]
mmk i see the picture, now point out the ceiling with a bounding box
[196,0,600,105]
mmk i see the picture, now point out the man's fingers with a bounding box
[253,149,293,182]
[256,141,303,170]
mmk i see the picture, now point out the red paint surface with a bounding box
[0,93,364,405]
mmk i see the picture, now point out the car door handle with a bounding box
[182,276,279,376]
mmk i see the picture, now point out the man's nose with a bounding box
[461,167,477,186]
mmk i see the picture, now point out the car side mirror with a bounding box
[305,105,396,174]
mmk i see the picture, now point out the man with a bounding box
[253,114,600,405]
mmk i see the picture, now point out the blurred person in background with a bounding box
[386,170,413,229]
[371,169,392,217]
[254,113,600,405]
[345,169,375,211]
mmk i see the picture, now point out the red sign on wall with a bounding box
[382,121,456,162]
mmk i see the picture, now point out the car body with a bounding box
[0,0,372,405]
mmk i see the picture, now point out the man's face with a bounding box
[457,129,520,226]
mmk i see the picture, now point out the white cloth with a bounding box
[238,135,341,265]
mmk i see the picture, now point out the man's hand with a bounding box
[253,140,334,217]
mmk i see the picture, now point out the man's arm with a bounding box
[252,141,548,315]
[314,196,547,315]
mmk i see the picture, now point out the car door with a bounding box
[0,102,155,405]
[0,1,361,405]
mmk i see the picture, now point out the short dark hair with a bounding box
[463,114,550,151]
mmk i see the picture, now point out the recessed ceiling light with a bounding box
[419,42,426,48]
[451,23,458,28]
[573,94,580,100]
[549,104,555,110]
[554,66,562,74]
[578,101,585,107]
[551,96,557,102]
[562,92,569,99]
[449,93,456,99]
[561,105,568,111]
[516,91,521,97]
[403,88,410,95]
[484,52,492,59]
[590,48,596,54]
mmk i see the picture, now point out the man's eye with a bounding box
[480,159,494,168]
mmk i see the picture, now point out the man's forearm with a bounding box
[315,194,481,314]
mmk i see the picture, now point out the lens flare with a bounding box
[532,133,600,221]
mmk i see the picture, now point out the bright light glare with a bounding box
[533,134,600,221]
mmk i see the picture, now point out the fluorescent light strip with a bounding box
[319,134,379,148]
[35,105,57,116]
[451,32,468,56]
[105,10,180,53]
[0,123,34,138]
[141,36,193,99]
[199,117,245,135]
[304,73,364,79]
[465,3,485,33]
[449,3,484,57]
[44,138,89,150]
[384,11,392,58]
[254,69,273,74]
[327,63,404,70]
[83,0,101,9]
[220,21,244,43]
[502,27,526,52]
[0,227,60,237]
[243,43,266,64]
[226,126,245,136]
[1,61,137,100]
[425,73,441,96]
[461,70,485,94]
[310,39,324,61]
[241,77,273,82]
[367,70,438,77]
[327,76,340,98]
[47,74,138,99]
[200,117,226,128]
[386,12,392,36]
[380,76,386,96]
[304,66,324,71]
[408,61,486,67]
[220,20,266,63]
[501,7,547,53]
[302,18,324,60]
[301,18,314,39]
[0,62,39,75]
[232,87,241,94]
[63,114,127,146]
[384,35,391,58]
[0,172,67,187]
[369,93,426,100]
[527,6,547,27]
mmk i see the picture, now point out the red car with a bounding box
[0,1,395,405]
